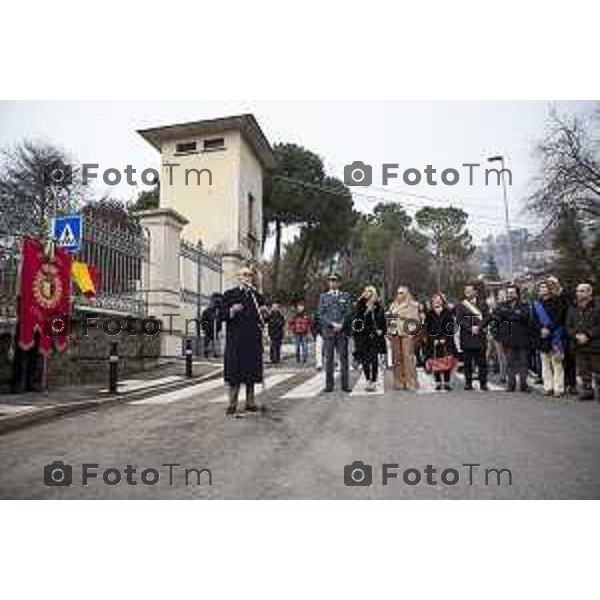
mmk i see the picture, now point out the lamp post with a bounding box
[487,155,513,277]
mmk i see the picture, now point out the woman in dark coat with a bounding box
[222,267,265,416]
[352,286,387,391]
[424,293,458,391]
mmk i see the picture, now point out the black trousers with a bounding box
[11,345,40,392]
[577,353,600,389]
[324,333,349,390]
[505,346,529,388]
[361,352,379,382]
[434,370,451,383]
[564,348,578,389]
[270,337,282,363]
[463,348,487,386]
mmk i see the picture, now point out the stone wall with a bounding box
[0,311,161,392]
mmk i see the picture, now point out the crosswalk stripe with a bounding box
[416,369,437,394]
[100,375,183,394]
[0,404,37,415]
[454,372,505,392]
[208,373,298,404]
[130,367,508,406]
[350,372,385,396]
[281,373,324,399]
[131,377,224,405]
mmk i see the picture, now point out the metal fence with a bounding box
[76,211,149,316]
[0,207,150,336]
[179,240,223,355]
[0,231,19,334]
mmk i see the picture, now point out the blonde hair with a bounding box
[364,285,379,302]
[395,286,413,303]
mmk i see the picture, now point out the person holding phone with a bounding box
[353,286,387,392]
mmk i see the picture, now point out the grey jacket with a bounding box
[318,291,353,336]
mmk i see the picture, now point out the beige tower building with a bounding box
[138,114,275,289]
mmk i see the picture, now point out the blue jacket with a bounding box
[318,291,353,336]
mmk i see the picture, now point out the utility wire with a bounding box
[272,174,520,225]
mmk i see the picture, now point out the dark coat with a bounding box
[424,307,458,360]
[311,314,322,338]
[495,300,533,349]
[352,299,387,359]
[454,299,491,351]
[531,295,567,353]
[223,286,265,385]
[200,306,222,340]
[566,298,600,355]
[267,310,285,341]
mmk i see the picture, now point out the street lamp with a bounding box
[487,155,513,277]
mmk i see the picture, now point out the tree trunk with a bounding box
[292,236,313,295]
[272,219,282,291]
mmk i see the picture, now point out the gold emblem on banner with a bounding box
[33,262,63,309]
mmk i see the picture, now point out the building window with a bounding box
[175,141,197,154]
[248,193,256,237]
[203,137,225,152]
[247,193,258,258]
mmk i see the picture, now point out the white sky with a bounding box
[0,100,593,244]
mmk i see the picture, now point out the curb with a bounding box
[0,367,224,436]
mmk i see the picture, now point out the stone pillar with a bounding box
[136,208,188,357]
[221,251,245,291]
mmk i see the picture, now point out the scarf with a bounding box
[533,300,565,355]
[462,298,482,320]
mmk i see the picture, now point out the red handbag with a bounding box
[426,355,458,373]
[426,340,458,373]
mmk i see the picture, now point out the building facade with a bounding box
[138,114,275,290]
[136,114,274,355]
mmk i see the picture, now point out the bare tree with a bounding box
[0,140,82,237]
[527,106,600,286]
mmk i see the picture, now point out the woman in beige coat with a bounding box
[388,286,420,390]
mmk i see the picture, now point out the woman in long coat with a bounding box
[223,267,265,415]
[352,286,387,391]
[387,286,420,390]
[424,293,458,391]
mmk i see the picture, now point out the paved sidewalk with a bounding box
[0,359,223,434]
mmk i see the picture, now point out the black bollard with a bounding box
[185,339,193,378]
[108,342,118,394]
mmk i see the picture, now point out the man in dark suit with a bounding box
[566,282,600,401]
[318,273,353,392]
[222,267,265,416]
[454,284,491,391]
[496,285,533,392]
[267,303,285,364]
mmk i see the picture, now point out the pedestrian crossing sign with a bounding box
[53,214,82,253]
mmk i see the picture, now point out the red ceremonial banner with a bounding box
[18,237,72,355]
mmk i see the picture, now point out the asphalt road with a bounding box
[1,367,599,499]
